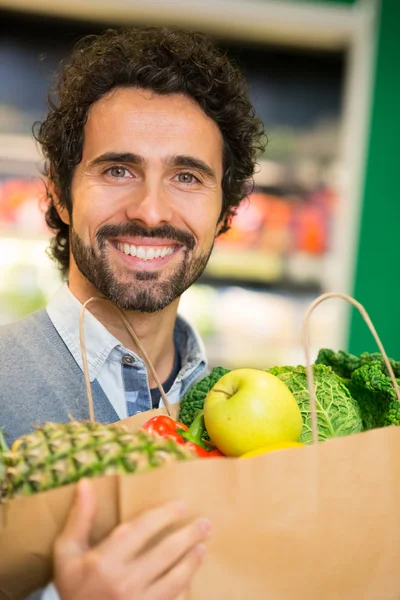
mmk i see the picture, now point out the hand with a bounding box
[53,479,211,600]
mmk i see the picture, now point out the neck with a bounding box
[68,268,179,388]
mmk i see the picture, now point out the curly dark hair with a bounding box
[35,26,266,276]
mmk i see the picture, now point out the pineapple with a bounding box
[0,421,195,500]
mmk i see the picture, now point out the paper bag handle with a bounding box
[79,296,173,421]
[302,292,400,444]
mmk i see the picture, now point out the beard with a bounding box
[69,222,213,312]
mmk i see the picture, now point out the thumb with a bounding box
[55,478,96,559]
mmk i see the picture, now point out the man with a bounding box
[0,26,264,598]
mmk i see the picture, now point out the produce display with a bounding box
[2,347,400,502]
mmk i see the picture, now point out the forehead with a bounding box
[83,87,223,163]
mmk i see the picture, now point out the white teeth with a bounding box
[136,246,146,259]
[117,243,175,261]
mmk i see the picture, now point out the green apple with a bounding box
[204,368,303,457]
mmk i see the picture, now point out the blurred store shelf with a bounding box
[0,134,41,162]
[0,0,367,49]
[0,134,43,176]
[0,0,376,363]
[178,283,336,369]
[0,236,60,325]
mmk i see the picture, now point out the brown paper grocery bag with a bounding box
[118,427,400,600]
[2,293,400,599]
[3,427,400,600]
[0,476,119,598]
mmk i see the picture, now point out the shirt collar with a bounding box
[46,283,120,382]
[46,283,207,383]
[173,313,208,380]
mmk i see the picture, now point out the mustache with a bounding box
[96,223,196,251]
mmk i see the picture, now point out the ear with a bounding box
[48,178,70,225]
[215,218,225,237]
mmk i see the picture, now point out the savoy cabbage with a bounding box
[316,349,400,431]
[268,364,363,444]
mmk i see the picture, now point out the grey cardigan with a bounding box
[0,309,119,445]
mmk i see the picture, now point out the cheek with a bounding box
[71,204,102,244]
[174,182,222,240]
[188,206,220,249]
[71,184,125,240]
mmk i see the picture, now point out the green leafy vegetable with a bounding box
[383,401,400,427]
[269,364,363,444]
[179,367,231,428]
[346,362,395,429]
[347,361,400,430]
[316,349,400,431]
[316,348,400,380]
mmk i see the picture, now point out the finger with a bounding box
[97,500,188,563]
[134,517,211,584]
[147,543,206,600]
[54,478,96,560]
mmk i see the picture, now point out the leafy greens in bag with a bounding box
[316,349,400,431]
[269,364,363,444]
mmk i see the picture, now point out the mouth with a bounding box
[109,238,184,267]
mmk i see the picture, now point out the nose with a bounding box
[125,179,174,229]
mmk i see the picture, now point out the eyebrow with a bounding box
[87,152,144,169]
[168,155,217,183]
[87,152,217,183]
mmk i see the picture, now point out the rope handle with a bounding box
[79,296,173,421]
[302,292,400,444]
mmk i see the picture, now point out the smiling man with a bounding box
[0,27,265,599]
[51,87,225,408]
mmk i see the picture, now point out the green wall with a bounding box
[288,0,400,358]
[288,0,357,4]
[349,0,400,357]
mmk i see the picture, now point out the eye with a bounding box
[106,166,131,179]
[176,172,200,185]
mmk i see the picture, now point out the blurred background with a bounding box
[0,0,398,368]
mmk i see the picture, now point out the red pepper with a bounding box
[142,411,224,458]
[142,415,188,445]
[180,411,224,458]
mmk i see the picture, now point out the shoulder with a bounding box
[0,308,50,337]
[0,308,71,395]
[0,310,84,444]
[0,309,55,353]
